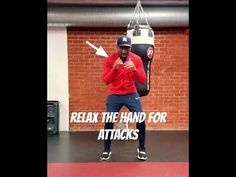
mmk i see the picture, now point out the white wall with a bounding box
[47,27,69,131]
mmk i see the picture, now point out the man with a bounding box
[100,36,147,161]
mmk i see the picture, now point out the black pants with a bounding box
[104,93,146,151]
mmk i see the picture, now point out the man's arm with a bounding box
[103,58,122,84]
[134,57,146,84]
[124,57,146,84]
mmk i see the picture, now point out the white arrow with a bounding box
[85,41,108,57]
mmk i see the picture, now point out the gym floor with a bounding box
[48,130,189,177]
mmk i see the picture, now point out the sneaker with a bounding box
[100,150,112,161]
[137,148,147,161]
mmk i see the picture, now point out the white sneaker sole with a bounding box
[137,148,147,160]
[137,155,147,160]
[100,151,112,161]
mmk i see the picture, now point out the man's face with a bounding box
[117,46,131,59]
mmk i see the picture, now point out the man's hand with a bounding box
[113,58,123,70]
[124,58,137,71]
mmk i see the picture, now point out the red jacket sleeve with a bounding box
[134,56,146,84]
[103,57,117,85]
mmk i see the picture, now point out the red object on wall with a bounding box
[184,28,189,35]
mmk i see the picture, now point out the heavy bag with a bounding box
[127,25,154,97]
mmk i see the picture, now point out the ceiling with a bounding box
[47,0,188,6]
[48,0,189,27]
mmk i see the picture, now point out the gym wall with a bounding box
[68,27,189,131]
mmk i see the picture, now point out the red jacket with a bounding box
[103,52,146,95]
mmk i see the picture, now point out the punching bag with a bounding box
[127,25,154,97]
[126,0,154,97]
